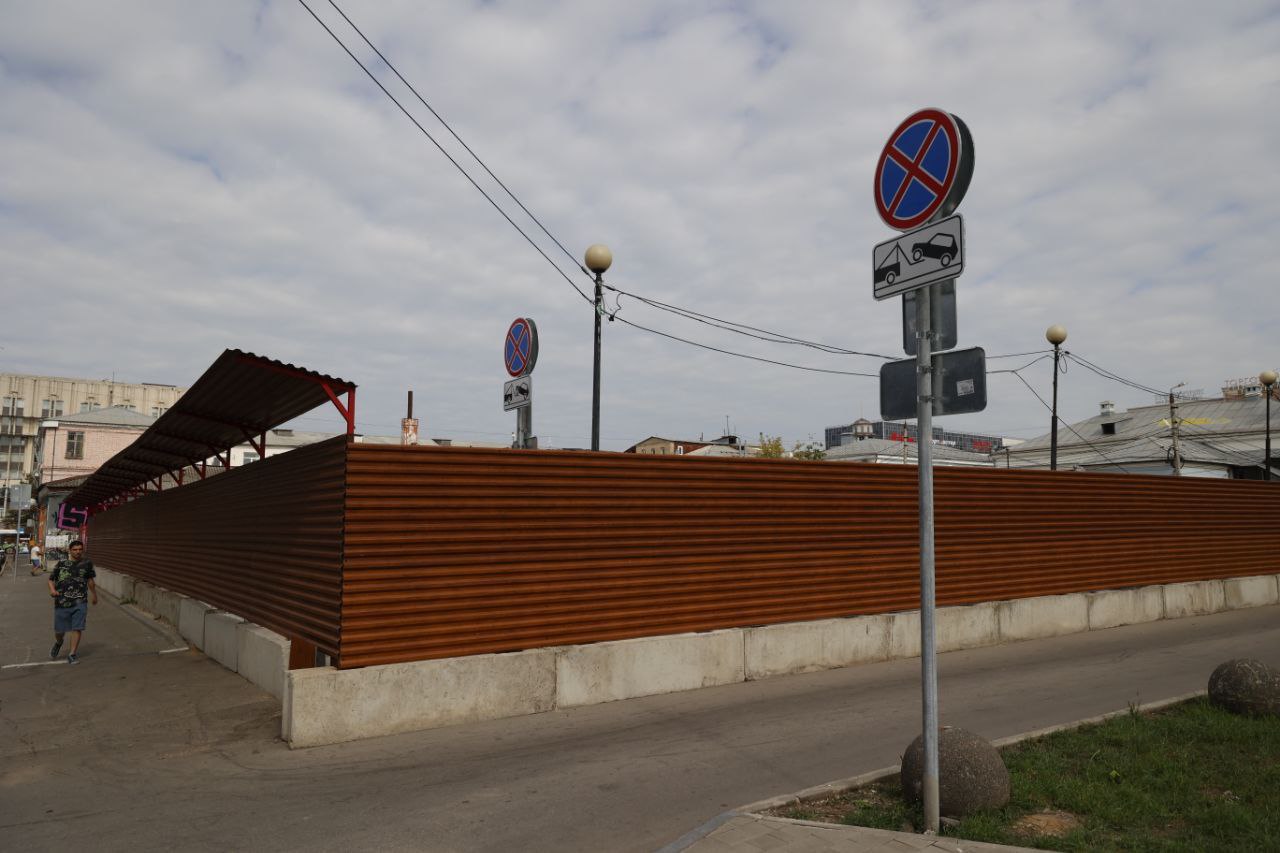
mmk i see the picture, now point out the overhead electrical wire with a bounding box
[300,2,1150,384]
[1001,369,1134,473]
[296,0,942,372]
[294,0,594,306]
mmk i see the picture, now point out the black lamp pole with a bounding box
[1046,325,1067,470]
[1263,370,1277,481]
[584,245,613,452]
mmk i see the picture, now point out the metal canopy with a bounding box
[66,349,357,512]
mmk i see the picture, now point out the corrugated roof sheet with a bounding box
[66,350,356,509]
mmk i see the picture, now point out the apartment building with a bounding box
[1,372,186,486]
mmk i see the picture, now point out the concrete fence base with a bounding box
[95,566,290,702]
[96,565,1280,749]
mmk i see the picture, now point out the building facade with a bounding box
[2,372,186,486]
[824,419,1006,454]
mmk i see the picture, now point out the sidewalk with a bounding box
[0,555,180,668]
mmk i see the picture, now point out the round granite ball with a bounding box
[901,727,1010,817]
[1208,659,1280,716]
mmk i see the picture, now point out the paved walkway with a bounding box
[2,558,1277,851]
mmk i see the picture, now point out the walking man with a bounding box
[29,542,42,575]
[48,540,97,664]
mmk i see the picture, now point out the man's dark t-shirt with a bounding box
[51,559,96,609]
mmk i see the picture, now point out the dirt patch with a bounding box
[1011,809,1081,838]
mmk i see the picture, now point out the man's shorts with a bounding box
[54,602,88,633]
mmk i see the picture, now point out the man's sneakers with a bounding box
[67,653,79,665]
[50,639,63,659]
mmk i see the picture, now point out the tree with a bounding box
[791,440,826,461]
[757,434,785,458]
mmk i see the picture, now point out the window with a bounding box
[151,406,167,417]
[2,397,23,417]
[65,431,85,460]
[41,399,64,418]
[1101,422,1117,436]
[80,400,101,413]
[241,452,259,464]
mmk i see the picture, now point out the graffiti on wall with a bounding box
[57,503,88,531]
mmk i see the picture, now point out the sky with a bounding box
[2,1,1278,451]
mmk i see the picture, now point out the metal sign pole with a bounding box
[516,401,532,449]
[916,283,940,834]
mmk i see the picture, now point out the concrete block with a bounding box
[1087,586,1165,631]
[745,615,888,679]
[1163,580,1227,619]
[556,630,745,707]
[237,624,289,700]
[178,598,215,649]
[94,567,122,597]
[936,603,1000,652]
[888,611,920,659]
[131,581,181,625]
[1224,575,1279,610]
[204,611,245,671]
[997,594,1089,642]
[284,649,557,748]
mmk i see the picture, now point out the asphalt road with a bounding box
[2,564,1277,853]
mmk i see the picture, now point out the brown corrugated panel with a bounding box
[341,445,1280,668]
[87,436,346,656]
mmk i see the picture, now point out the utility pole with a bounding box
[1168,390,1182,476]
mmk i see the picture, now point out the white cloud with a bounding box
[1,0,1277,450]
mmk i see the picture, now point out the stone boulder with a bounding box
[1208,659,1280,716]
[900,726,1010,817]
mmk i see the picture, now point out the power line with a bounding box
[321,0,591,282]
[299,2,1094,381]
[298,1,953,369]
[612,316,878,376]
[1063,352,1165,397]
[294,0,594,306]
[1001,369,1134,473]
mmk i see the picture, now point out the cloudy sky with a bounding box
[3,1,1277,450]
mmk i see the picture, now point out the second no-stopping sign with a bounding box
[504,317,539,377]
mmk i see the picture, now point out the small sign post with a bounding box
[873,107,976,835]
[503,317,539,448]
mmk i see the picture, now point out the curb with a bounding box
[660,692,1208,851]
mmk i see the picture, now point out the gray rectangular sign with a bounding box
[873,214,964,301]
[503,376,532,411]
[880,347,987,420]
[902,280,957,356]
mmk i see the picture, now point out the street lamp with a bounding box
[1262,369,1277,481]
[584,244,613,452]
[1046,325,1068,471]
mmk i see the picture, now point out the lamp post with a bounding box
[1046,325,1067,471]
[1262,369,1277,481]
[584,244,613,452]
[40,420,59,551]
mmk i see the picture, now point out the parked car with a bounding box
[911,233,957,266]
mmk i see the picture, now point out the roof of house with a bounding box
[826,438,993,464]
[1006,394,1275,473]
[55,406,156,428]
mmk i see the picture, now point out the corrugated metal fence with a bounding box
[87,437,346,657]
[341,445,1279,668]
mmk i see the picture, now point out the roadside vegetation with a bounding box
[771,698,1280,852]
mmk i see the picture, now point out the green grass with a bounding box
[774,699,1280,852]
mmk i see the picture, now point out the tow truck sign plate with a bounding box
[872,214,964,301]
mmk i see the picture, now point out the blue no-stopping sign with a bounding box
[504,317,538,377]
[874,108,973,232]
